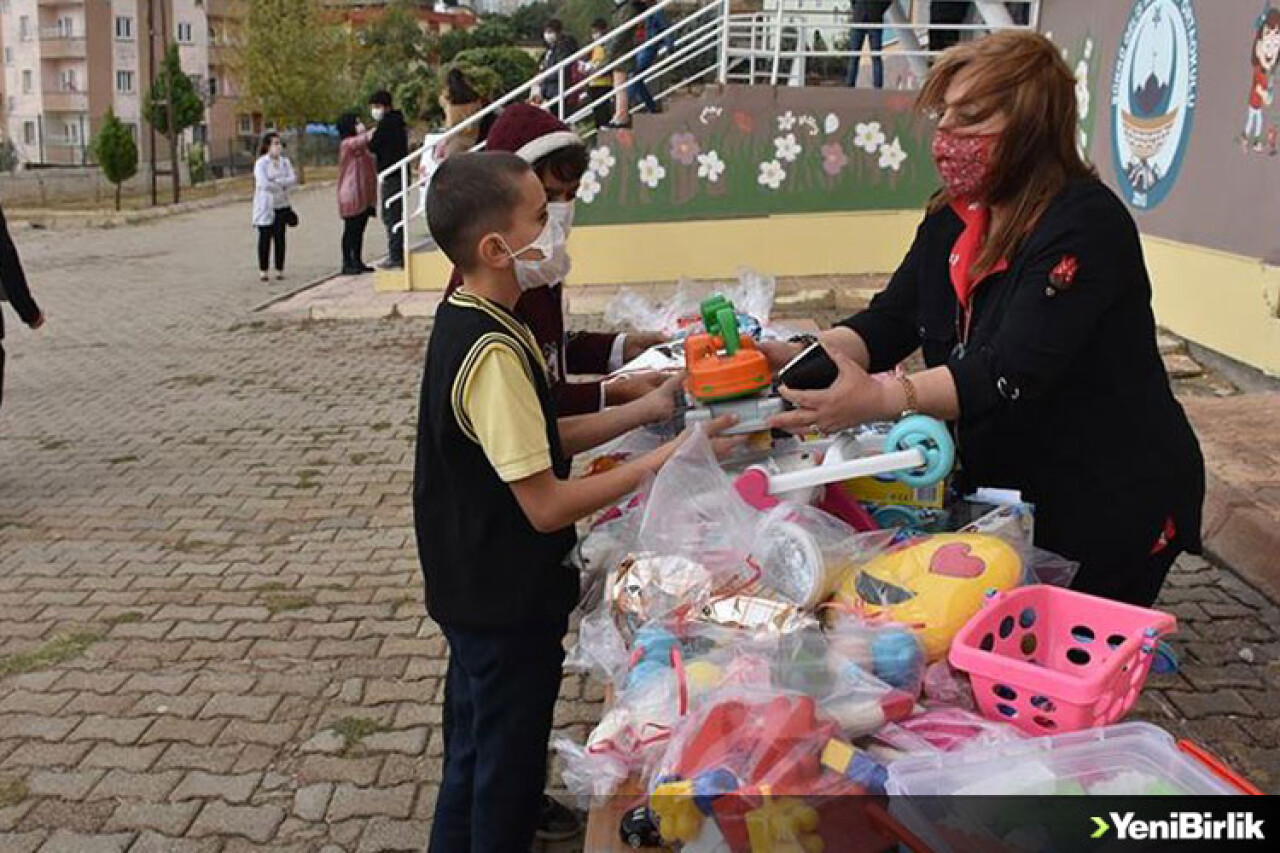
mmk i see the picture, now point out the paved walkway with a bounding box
[0,198,1278,852]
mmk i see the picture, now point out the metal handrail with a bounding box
[377,0,1041,271]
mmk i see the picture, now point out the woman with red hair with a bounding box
[768,31,1204,606]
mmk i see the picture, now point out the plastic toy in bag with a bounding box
[870,707,1025,758]
[835,532,1023,661]
[606,270,777,337]
[821,609,927,696]
[751,505,893,610]
[611,553,715,640]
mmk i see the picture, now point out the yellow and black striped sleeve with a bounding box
[452,335,552,483]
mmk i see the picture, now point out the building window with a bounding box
[6,97,14,114]
[116,70,135,93]
[208,76,218,98]
[21,70,31,93]
[18,16,30,41]
[23,121,35,145]
[4,48,12,67]
[177,22,193,44]
[66,121,80,144]
[237,114,252,135]
[60,69,77,92]
[209,25,218,45]
[115,16,134,41]
[56,16,74,37]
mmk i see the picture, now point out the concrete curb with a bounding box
[1202,471,1280,605]
[250,272,342,315]
[13,180,337,230]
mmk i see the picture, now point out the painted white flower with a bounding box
[853,121,886,154]
[589,146,616,178]
[699,105,724,126]
[798,115,819,137]
[824,113,840,135]
[637,154,666,189]
[777,110,797,131]
[1076,80,1090,120]
[1084,37,1094,60]
[1078,128,1089,157]
[696,150,726,183]
[878,137,907,171]
[578,169,602,204]
[774,133,802,163]
[758,160,787,190]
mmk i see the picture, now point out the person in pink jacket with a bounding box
[336,112,378,275]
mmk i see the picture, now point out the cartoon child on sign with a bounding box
[1243,8,1280,153]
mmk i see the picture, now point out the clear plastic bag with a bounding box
[921,659,976,710]
[821,607,927,697]
[605,270,777,336]
[870,707,1024,757]
[751,505,895,609]
[633,426,761,595]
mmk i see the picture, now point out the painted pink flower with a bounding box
[733,111,754,134]
[669,132,700,166]
[821,141,849,176]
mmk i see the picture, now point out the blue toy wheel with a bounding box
[885,415,955,488]
[870,505,929,531]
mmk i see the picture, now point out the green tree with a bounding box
[92,108,139,211]
[452,47,538,101]
[471,17,517,49]
[511,2,557,43]
[437,27,473,62]
[558,0,614,43]
[237,0,355,181]
[145,43,205,202]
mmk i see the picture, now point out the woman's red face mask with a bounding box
[931,129,999,201]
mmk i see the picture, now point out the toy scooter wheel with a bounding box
[870,505,928,531]
[885,415,954,488]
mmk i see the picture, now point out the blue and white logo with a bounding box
[1110,0,1199,209]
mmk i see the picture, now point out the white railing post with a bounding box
[557,66,565,120]
[770,1,786,85]
[717,0,731,84]
[400,160,409,285]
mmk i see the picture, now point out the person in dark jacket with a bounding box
[367,89,410,270]
[536,18,580,104]
[848,0,893,89]
[766,32,1204,607]
[443,104,668,416]
[930,1,971,55]
[0,203,44,412]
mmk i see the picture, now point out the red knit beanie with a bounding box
[484,103,584,164]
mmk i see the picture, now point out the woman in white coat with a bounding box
[252,133,298,282]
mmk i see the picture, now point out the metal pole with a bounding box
[717,0,730,84]
[147,0,157,205]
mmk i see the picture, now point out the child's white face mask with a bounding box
[500,216,570,292]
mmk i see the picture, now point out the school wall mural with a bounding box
[574,85,939,226]
[1043,0,1280,264]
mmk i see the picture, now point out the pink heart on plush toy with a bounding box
[928,543,987,578]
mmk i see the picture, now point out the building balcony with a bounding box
[37,0,85,7]
[40,32,87,60]
[44,90,88,112]
[206,0,236,19]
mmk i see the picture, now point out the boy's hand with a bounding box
[605,370,670,405]
[639,372,685,424]
[649,413,743,472]
[623,331,670,362]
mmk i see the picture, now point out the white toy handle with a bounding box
[762,448,927,496]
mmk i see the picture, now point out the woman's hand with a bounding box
[647,413,744,471]
[770,345,890,435]
[623,331,669,362]
[759,339,805,372]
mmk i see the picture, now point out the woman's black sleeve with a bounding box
[837,219,926,373]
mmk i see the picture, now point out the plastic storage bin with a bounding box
[949,585,1175,734]
[885,722,1248,796]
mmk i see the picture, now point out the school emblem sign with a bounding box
[1110,0,1199,209]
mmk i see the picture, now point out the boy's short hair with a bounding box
[534,144,590,185]
[591,17,608,31]
[547,18,564,33]
[428,152,531,272]
[369,89,393,108]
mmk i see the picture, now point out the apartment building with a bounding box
[0,0,244,168]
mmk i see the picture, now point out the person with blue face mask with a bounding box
[444,105,670,418]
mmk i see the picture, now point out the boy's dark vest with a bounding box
[414,292,578,628]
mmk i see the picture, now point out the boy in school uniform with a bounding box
[416,152,735,852]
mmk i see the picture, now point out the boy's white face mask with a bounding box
[371,106,386,122]
[500,216,570,292]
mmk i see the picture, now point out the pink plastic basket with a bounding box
[949,585,1176,735]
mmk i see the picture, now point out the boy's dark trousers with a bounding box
[429,617,567,852]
